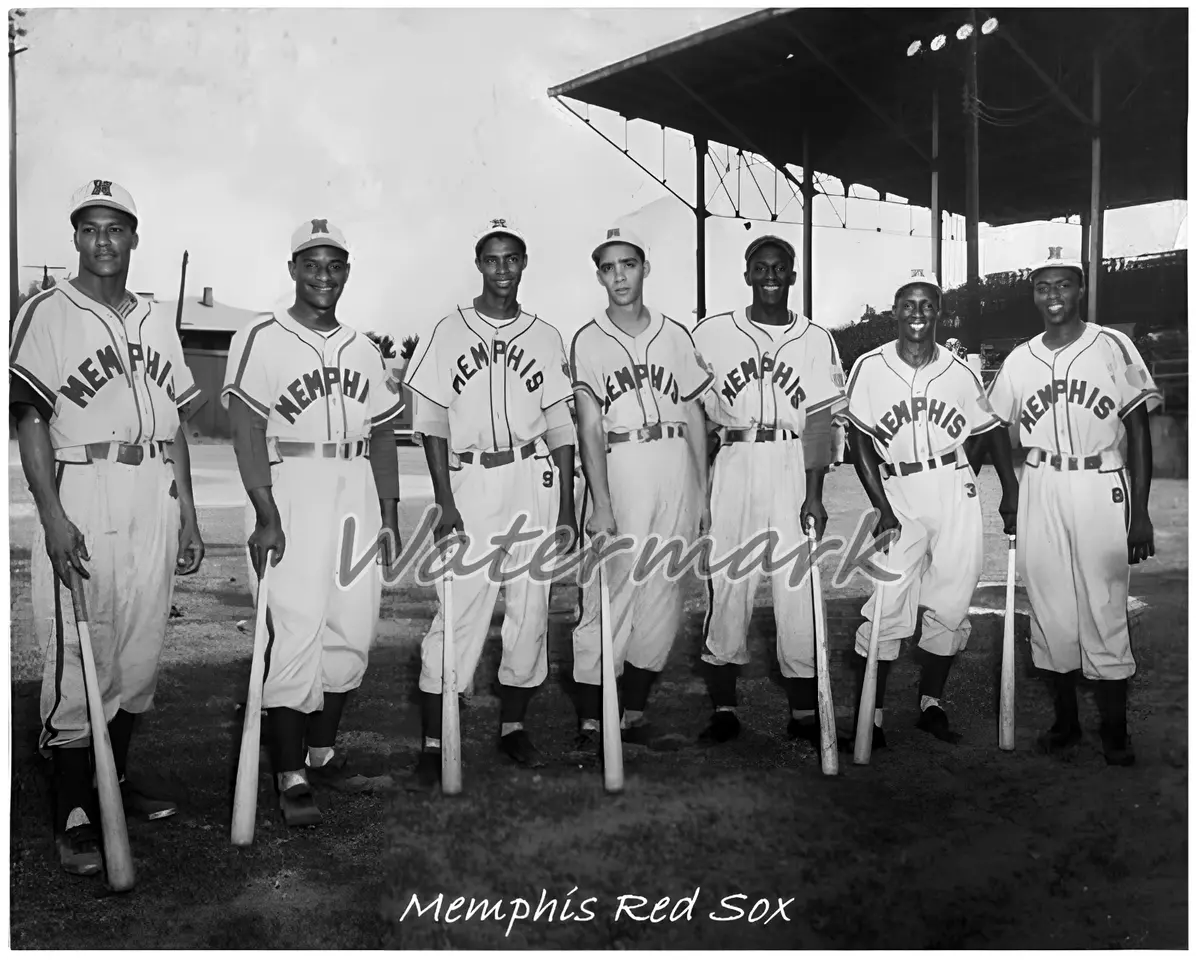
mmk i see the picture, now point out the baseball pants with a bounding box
[572,436,700,685]
[417,448,558,695]
[1017,460,1134,680]
[246,453,382,714]
[702,437,817,679]
[34,447,180,754]
[854,454,983,661]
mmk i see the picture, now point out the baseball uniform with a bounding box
[221,305,404,715]
[403,304,574,698]
[692,307,847,681]
[12,278,201,758]
[845,341,1002,663]
[569,309,714,689]
[986,322,1161,679]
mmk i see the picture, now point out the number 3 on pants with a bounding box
[964,481,977,498]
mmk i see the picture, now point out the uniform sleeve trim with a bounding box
[1118,388,1163,419]
[844,410,877,437]
[370,397,407,427]
[969,414,1002,436]
[10,364,57,406]
[175,383,202,409]
[541,385,575,411]
[806,393,847,416]
[220,384,270,417]
[680,370,715,403]
[572,381,602,406]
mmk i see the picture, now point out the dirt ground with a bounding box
[8,444,1188,949]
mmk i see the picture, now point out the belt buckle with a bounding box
[124,444,145,466]
[1049,453,1063,470]
[646,423,664,441]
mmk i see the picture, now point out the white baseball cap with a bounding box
[894,268,942,299]
[592,225,648,264]
[291,218,350,257]
[69,179,138,227]
[1029,245,1084,283]
[474,218,527,254]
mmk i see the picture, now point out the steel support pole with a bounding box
[930,86,943,285]
[963,12,981,366]
[9,40,19,323]
[802,130,813,319]
[695,134,707,321]
[1087,48,1103,324]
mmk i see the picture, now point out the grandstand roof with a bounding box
[549,8,1186,226]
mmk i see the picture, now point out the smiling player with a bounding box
[222,219,404,827]
[844,270,1018,748]
[10,179,205,876]
[986,248,1159,765]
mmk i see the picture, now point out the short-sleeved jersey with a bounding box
[569,308,713,434]
[221,305,404,442]
[846,341,1000,464]
[691,307,848,431]
[403,305,572,454]
[9,281,201,450]
[986,323,1161,459]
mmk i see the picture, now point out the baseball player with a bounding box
[9,180,205,876]
[569,226,712,752]
[403,219,578,787]
[986,248,1159,765]
[221,219,404,827]
[690,235,848,751]
[843,270,1018,748]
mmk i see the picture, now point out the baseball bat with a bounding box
[854,562,887,766]
[999,533,1017,751]
[805,520,839,777]
[231,550,273,847]
[67,569,136,892]
[597,550,624,794]
[441,561,463,796]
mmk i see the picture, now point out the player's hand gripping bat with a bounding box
[999,533,1017,751]
[805,518,838,776]
[231,549,273,846]
[68,569,136,891]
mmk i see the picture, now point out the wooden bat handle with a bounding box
[68,568,88,624]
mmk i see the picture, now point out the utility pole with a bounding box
[9,9,28,324]
[21,264,65,291]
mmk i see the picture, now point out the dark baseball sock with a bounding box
[918,652,956,703]
[306,692,349,749]
[576,682,602,725]
[421,692,443,747]
[785,676,818,713]
[52,745,94,828]
[1096,678,1129,735]
[267,707,308,773]
[499,683,536,725]
[619,665,658,715]
[853,653,892,716]
[107,708,137,780]
[705,662,739,710]
[1051,670,1080,729]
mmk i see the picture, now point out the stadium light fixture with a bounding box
[981,17,999,34]
[956,23,974,40]
[906,40,922,56]
[930,33,947,51]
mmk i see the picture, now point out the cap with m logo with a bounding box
[291,218,350,256]
[69,179,138,226]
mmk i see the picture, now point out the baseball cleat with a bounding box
[786,716,822,747]
[406,750,441,792]
[278,780,322,827]
[119,771,178,821]
[1100,726,1136,767]
[499,729,546,768]
[55,824,104,877]
[570,727,601,759]
[698,711,741,744]
[1035,720,1083,755]
[916,705,962,744]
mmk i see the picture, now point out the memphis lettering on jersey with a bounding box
[872,396,966,445]
[451,339,544,395]
[601,363,680,414]
[60,343,174,409]
[719,353,807,409]
[1019,379,1116,431]
[274,366,371,424]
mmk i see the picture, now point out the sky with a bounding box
[14,6,1187,347]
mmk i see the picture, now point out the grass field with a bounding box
[8,442,1188,949]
